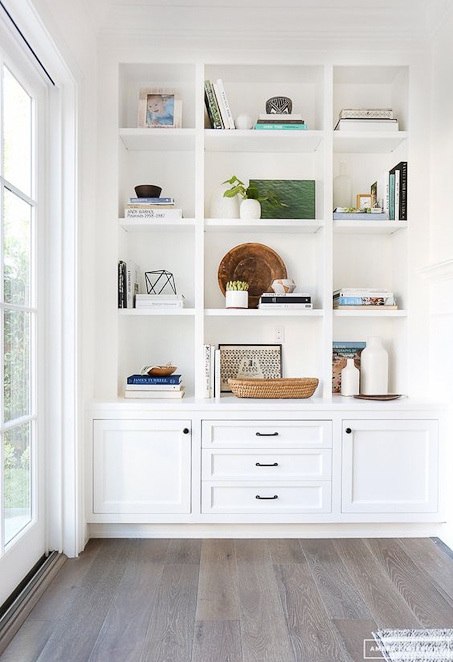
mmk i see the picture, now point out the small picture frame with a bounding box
[218,344,282,393]
[138,88,182,128]
[356,193,372,210]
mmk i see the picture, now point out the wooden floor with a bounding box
[1,537,453,661]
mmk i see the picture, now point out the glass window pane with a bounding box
[3,189,32,306]
[3,423,32,545]
[4,309,31,422]
[3,67,32,197]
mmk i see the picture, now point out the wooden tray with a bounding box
[218,243,287,309]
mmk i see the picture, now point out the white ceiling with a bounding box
[84,0,452,46]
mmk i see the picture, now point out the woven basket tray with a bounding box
[228,377,319,399]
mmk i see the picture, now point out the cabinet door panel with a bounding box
[202,449,331,480]
[342,419,438,513]
[93,419,191,514]
[202,420,332,448]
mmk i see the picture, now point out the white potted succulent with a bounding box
[225,280,249,308]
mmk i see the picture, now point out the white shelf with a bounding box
[333,131,408,154]
[119,308,196,316]
[120,218,196,232]
[204,308,324,317]
[333,220,408,235]
[333,309,407,318]
[204,129,324,153]
[119,128,196,151]
[204,218,324,234]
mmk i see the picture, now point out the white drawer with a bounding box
[201,420,332,448]
[202,448,331,481]
[202,482,331,514]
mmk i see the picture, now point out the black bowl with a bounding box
[134,184,162,198]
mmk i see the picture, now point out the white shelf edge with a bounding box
[333,309,407,317]
[204,218,324,233]
[120,218,196,231]
[333,220,408,234]
[204,308,324,317]
[119,308,196,316]
[204,129,324,153]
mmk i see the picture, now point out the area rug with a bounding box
[372,629,453,661]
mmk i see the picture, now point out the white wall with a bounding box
[426,5,453,548]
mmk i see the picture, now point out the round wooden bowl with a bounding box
[147,365,177,377]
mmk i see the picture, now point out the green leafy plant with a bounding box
[226,280,249,291]
[222,175,286,207]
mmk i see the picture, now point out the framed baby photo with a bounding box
[138,88,182,128]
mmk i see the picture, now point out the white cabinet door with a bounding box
[93,419,191,514]
[342,419,438,513]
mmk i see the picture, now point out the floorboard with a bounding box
[1,537,453,662]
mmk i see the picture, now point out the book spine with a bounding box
[125,209,183,219]
[125,383,181,391]
[254,123,307,130]
[214,349,221,398]
[395,161,407,220]
[215,79,235,129]
[203,344,211,398]
[333,296,390,305]
[388,172,395,221]
[212,81,229,130]
[127,375,181,384]
[118,260,126,308]
[204,80,223,129]
[260,296,311,304]
[128,197,174,203]
[258,303,313,309]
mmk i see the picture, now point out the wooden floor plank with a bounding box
[0,621,54,662]
[332,618,381,662]
[398,537,453,605]
[140,563,199,662]
[267,538,306,564]
[165,538,202,564]
[300,538,372,620]
[365,538,453,627]
[192,620,242,662]
[88,539,169,662]
[34,539,133,662]
[196,539,239,621]
[333,538,422,629]
[273,563,353,662]
[236,541,295,662]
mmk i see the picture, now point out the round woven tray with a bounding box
[228,377,319,399]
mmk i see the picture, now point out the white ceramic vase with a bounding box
[210,185,240,219]
[225,290,248,309]
[341,358,360,396]
[240,198,261,220]
[360,336,389,395]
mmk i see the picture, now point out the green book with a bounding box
[249,179,316,219]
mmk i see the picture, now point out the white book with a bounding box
[126,260,140,309]
[258,303,313,309]
[124,387,185,399]
[334,119,399,131]
[125,208,183,219]
[258,113,303,121]
[125,383,183,391]
[136,294,184,300]
[203,344,211,398]
[135,300,184,308]
[215,79,235,129]
[214,349,221,398]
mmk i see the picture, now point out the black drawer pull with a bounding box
[345,427,352,434]
[256,494,278,500]
[255,431,279,437]
[183,428,190,434]
[256,462,278,467]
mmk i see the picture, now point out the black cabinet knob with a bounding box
[345,427,352,434]
[183,428,190,434]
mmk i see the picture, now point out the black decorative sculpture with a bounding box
[265,96,293,114]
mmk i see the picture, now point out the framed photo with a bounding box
[218,344,282,392]
[138,88,182,128]
[356,193,372,210]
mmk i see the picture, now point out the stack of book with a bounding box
[333,288,397,310]
[333,207,387,220]
[334,108,398,132]
[204,79,235,129]
[373,161,408,221]
[203,344,221,398]
[118,260,140,308]
[254,113,307,131]
[124,197,183,220]
[258,292,312,309]
[125,372,185,398]
[135,294,185,309]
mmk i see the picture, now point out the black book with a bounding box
[389,161,408,221]
[260,295,311,304]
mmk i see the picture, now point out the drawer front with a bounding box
[202,482,331,514]
[202,420,332,448]
[202,449,331,481]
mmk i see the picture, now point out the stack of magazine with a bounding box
[333,288,397,310]
[258,292,312,309]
